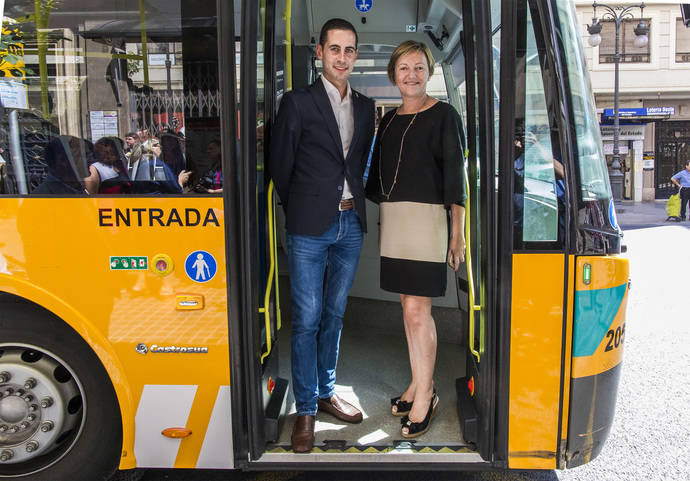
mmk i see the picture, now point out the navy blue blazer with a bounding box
[268,77,376,236]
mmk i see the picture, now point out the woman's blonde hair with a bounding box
[387,40,435,83]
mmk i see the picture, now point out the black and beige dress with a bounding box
[365,101,466,297]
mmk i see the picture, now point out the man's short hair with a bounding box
[125,131,138,139]
[685,159,690,167]
[387,40,435,83]
[319,18,358,48]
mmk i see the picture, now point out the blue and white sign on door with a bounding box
[356,0,372,13]
[185,250,217,283]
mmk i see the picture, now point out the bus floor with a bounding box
[269,275,471,451]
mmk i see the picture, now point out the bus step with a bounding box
[455,376,478,446]
[264,377,289,442]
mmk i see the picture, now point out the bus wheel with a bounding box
[0,304,122,480]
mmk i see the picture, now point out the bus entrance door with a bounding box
[449,0,500,464]
[234,0,289,463]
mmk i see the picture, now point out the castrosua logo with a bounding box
[134,343,209,354]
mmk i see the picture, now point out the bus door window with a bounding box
[513,4,565,248]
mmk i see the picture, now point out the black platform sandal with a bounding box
[391,387,435,416]
[390,396,414,417]
[400,393,439,439]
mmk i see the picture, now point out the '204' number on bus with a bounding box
[604,323,626,352]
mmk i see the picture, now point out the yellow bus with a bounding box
[0,0,629,479]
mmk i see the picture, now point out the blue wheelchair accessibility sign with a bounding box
[356,0,372,13]
[185,250,217,283]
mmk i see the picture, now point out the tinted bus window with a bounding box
[514,4,563,245]
[556,1,612,203]
[0,0,220,196]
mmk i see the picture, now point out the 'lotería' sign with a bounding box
[602,107,675,118]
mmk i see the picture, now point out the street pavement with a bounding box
[138,201,689,481]
[553,202,690,481]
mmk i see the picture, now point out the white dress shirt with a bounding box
[321,75,354,201]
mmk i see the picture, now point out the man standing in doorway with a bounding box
[671,159,690,221]
[268,18,375,453]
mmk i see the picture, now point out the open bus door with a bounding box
[233,0,499,466]
[450,0,500,464]
[228,0,291,465]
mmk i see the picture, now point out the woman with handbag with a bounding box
[365,40,466,439]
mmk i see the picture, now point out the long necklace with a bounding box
[378,96,428,200]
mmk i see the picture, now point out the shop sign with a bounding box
[602,107,675,118]
[600,125,644,141]
[603,143,629,155]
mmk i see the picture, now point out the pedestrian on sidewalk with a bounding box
[671,160,690,221]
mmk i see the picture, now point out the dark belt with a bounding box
[339,199,354,211]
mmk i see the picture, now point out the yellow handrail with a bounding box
[464,159,481,363]
[260,180,278,364]
[272,183,282,331]
[259,0,292,363]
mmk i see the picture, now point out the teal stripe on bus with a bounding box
[573,283,627,357]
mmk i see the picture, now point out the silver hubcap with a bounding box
[0,346,84,465]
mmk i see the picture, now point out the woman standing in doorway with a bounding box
[366,40,466,438]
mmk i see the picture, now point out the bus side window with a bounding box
[0,2,220,197]
[33,136,91,195]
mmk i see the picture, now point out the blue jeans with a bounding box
[287,210,363,416]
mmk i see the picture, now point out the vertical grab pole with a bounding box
[139,0,149,87]
[272,186,282,330]
[284,0,292,91]
[464,160,481,363]
[260,180,278,364]
[9,110,28,195]
[274,0,293,330]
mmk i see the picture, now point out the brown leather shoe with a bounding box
[318,393,363,423]
[291,415,315,453]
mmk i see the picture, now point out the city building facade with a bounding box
[576,0,690,200]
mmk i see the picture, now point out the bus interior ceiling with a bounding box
[287,0,464,89]
[270,0,472,449]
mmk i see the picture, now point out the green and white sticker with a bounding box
[110,256,148,270]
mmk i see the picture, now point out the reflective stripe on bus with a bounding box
[196,386,234,468]
[133,385,233,469]
[134,385,198,467]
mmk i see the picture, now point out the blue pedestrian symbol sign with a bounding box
[356,0,372,13]
[185,250,217,283]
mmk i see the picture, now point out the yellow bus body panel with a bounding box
[566,255,629,467]
[0,273,138,468]
[559,255,576,463]
[572,256,629,378]
[508,253,565,469]
[0,198,229,469]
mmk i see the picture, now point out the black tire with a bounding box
[0,300,122,480]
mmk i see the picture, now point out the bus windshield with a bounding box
[556,1,612,202]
